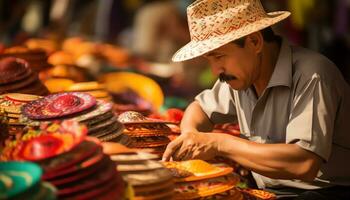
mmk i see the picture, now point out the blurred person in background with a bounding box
[131,0,215,99]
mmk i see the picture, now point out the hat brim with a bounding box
[172,11,291,62]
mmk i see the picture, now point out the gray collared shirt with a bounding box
[195,39,350,189]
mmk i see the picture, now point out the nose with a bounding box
[210,62,224,76]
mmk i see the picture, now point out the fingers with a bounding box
[162,136,184,161]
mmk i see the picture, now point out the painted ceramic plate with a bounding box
[240,189,276,200]
[48,155,108,186]
[118,111,176,124]
[71,100,113,123]
[163,160,233,182]
[7,120,87,161]
[39,140,100,175]
[174,174,239,199]
[0,57,32,85]
[0,161,42,199]
[22,92,96,119]
[57,161,116,196]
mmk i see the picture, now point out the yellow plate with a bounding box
[44,78,74,93]
[100,72,164,110]
[67,81,105,91]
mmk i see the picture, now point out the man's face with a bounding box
[203,40,261,90]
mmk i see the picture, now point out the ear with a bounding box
[245,32,263,54]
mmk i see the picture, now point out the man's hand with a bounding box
[162,131,220,161]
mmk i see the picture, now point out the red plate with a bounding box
[22,92,96,120]
[43,147,104,180]
[59,176,124,200]
[48,155,108,186]
[39,140,99,175]
[6,120,87,161]
[57,160,117,196]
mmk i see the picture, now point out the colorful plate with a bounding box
[39,140,99,175]
[57,161,116,196]
[48,155,108,186]
[5,120,87,161]
[0,57,32,85]
[0,161,42,199]
[174,174,239,199]
[70,100,112,123]
[22,92,96,119]
[118,111,176,124]
[163,160,233,182]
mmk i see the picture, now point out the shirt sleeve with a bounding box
[195,80,237,124]
[286,74,340,161]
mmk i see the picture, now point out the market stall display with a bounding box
[0,120,126,200]
[163,160,241,199]
[103,142,174,200]
[21,92,127,143]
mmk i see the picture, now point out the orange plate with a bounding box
[174,174,239,199]
[163,160,234,182]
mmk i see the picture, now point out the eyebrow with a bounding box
[203,52,222,57]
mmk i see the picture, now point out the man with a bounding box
[162,0,350,199]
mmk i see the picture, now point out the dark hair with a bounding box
[232,27,278,47]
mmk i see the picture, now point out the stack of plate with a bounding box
[0,57,49,95]
[0,46,51,72]
[0,162,57,200]
[0,120,126,200]
[0,93,41,124]
[163,160,242,200]
[103,142,175,200]
[0,93,41,139]
[118,111,173,156]
[21,92,126,143]
[66,81,112,102]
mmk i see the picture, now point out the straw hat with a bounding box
[172,0,290,62]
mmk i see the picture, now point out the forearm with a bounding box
[218,134,321,181]
[180,101,214,133]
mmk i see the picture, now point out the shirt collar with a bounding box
[266,38,293,88]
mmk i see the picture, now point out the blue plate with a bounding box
[0,161,42,199]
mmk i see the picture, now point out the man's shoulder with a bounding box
[291,46,344,84]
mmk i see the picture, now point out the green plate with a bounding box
[0,161,42,199]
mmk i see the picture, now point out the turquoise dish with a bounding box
[0,161,42,199]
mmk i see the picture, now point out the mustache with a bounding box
[219,73,237,82]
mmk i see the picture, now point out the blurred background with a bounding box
[0,0,349,104]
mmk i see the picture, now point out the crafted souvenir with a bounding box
[0,162,43,199]
[1,120,87,161]
[240,189,276,200]
[39,140,100,175]
[0,57,33,85]
[174,174,239,200]
[163,160,233,182]
[22,92,96,119]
